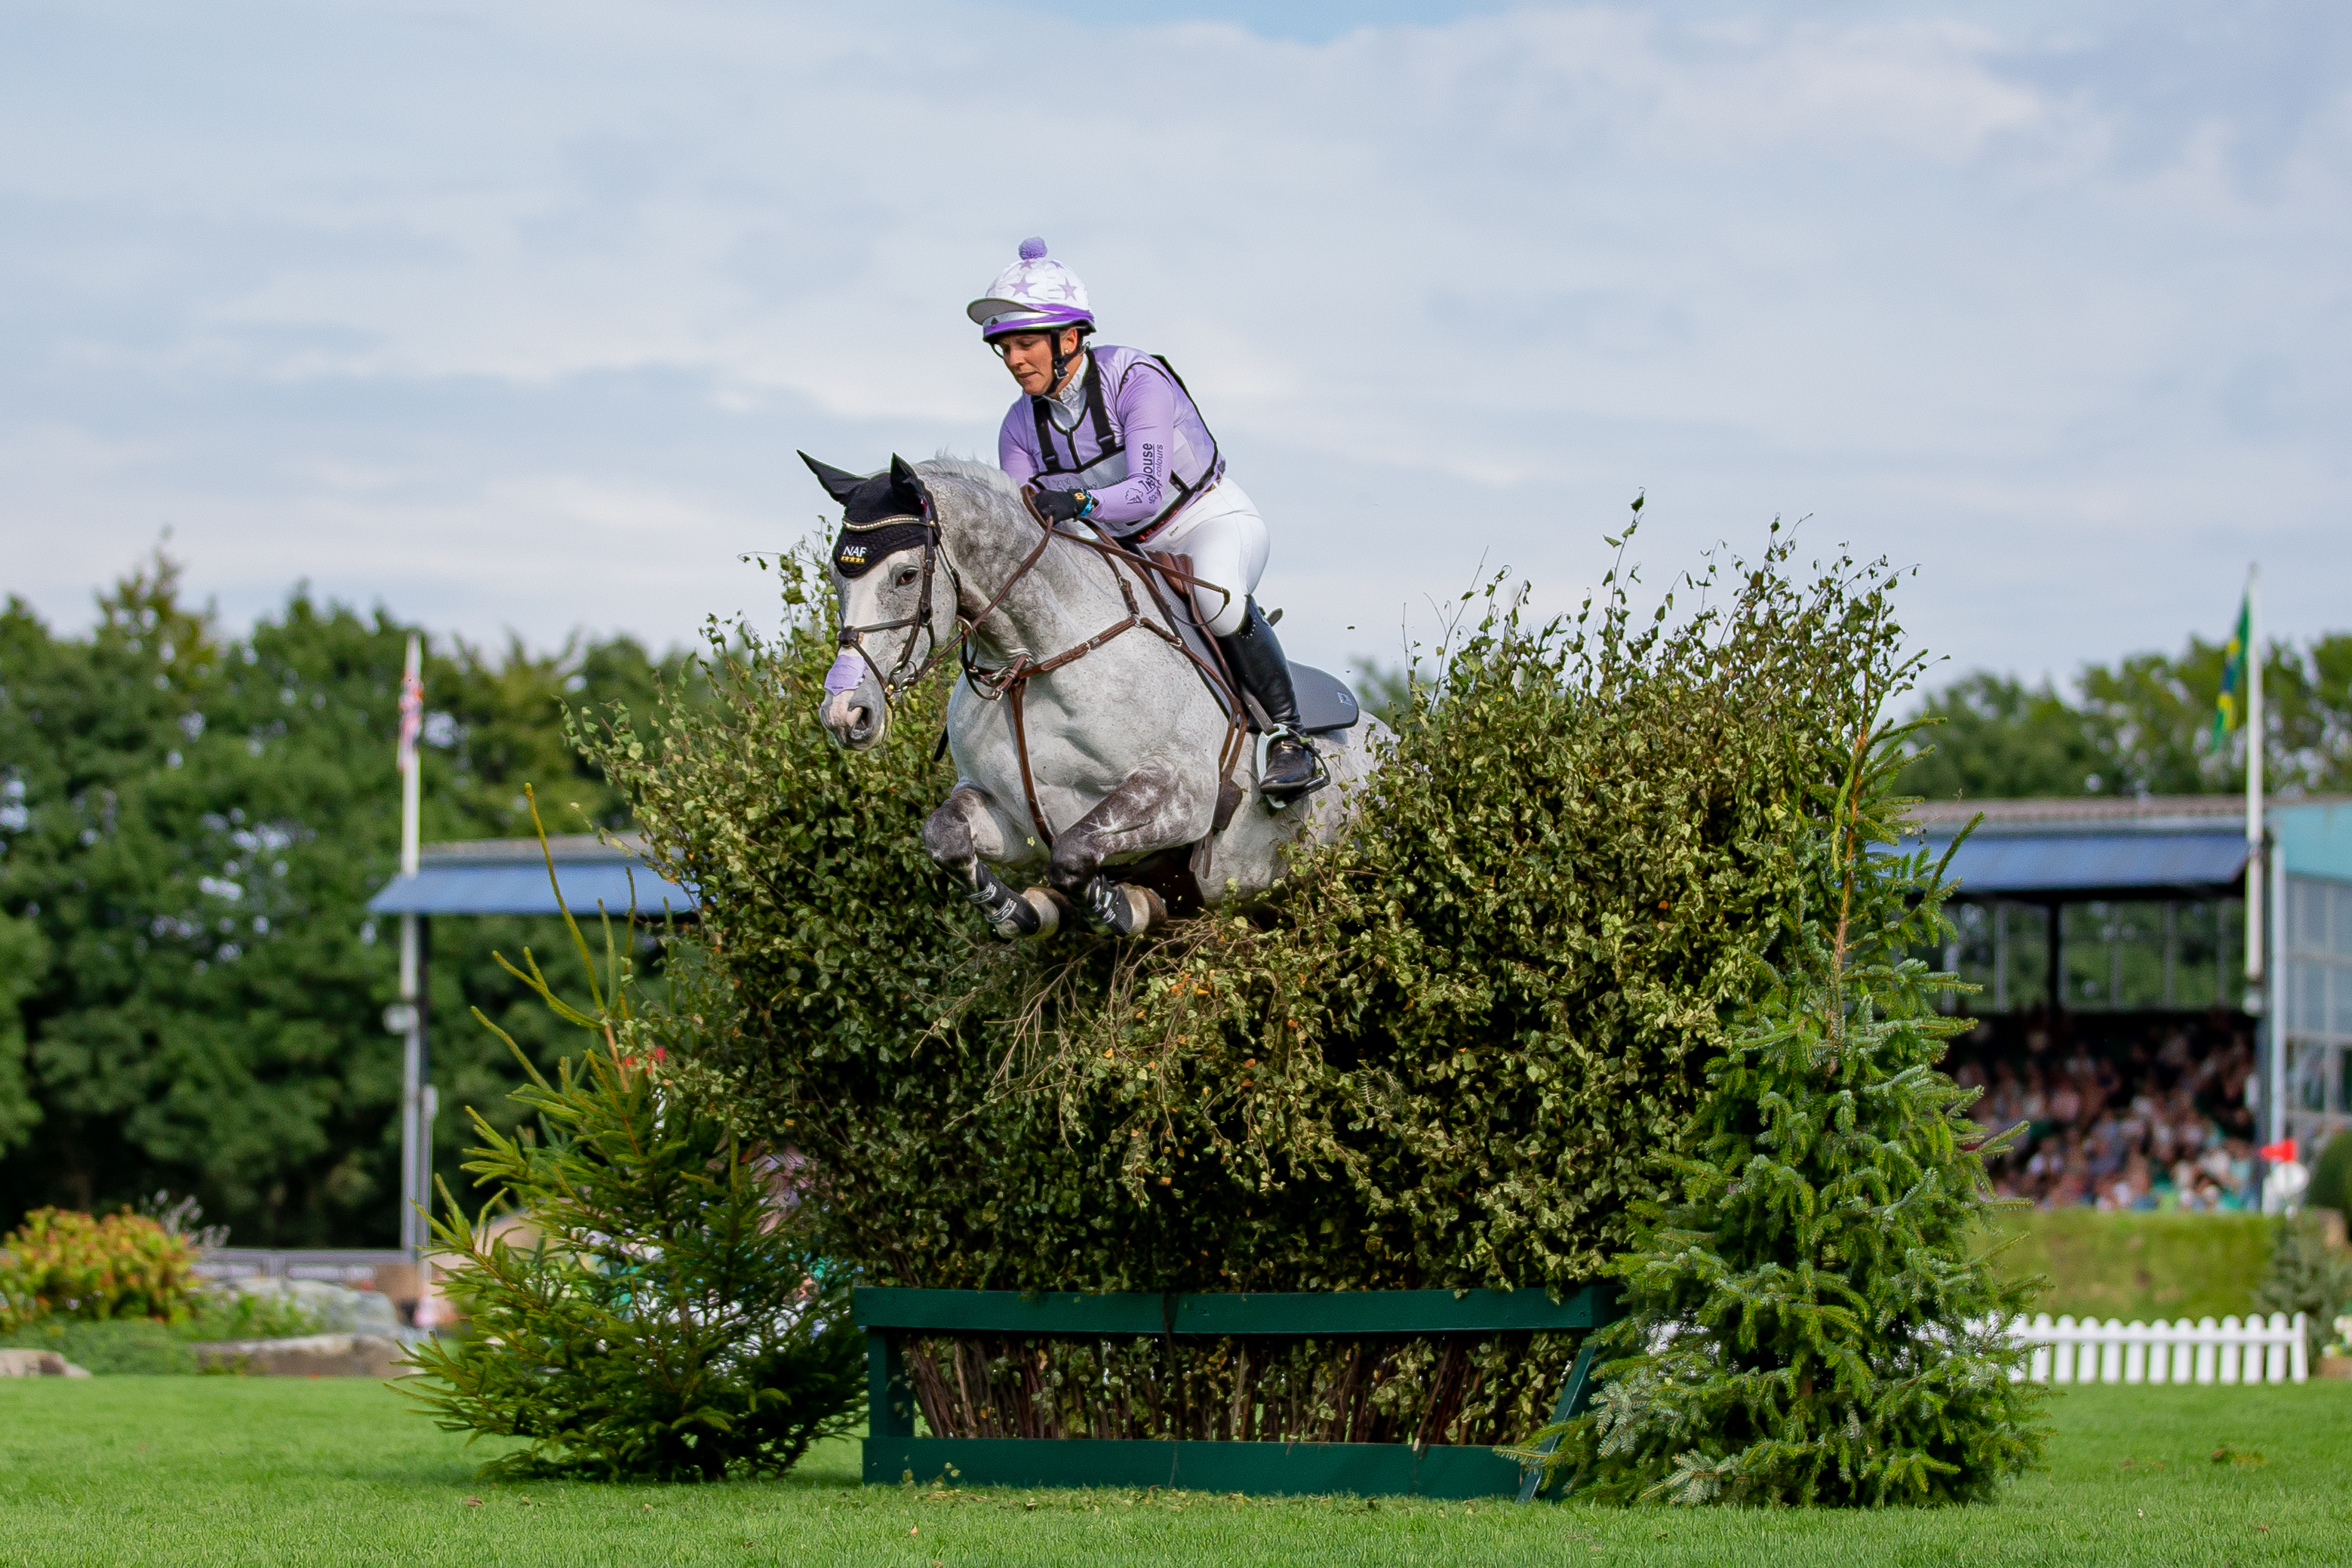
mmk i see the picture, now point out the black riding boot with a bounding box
[1216,599,1325,801]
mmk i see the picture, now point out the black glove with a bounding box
[1031,488,1092,524]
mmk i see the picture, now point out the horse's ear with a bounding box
[889,455,934,519]
[799,451,865,506]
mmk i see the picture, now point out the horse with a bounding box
[805,453,1385,939]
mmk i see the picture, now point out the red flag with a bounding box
[2259,1137,2298,1164]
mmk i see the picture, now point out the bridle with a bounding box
[833,512,958,703]
[831,490,1060,708]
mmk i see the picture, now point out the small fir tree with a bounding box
[1525,718,2046,1506]
[2252,1216,2352,1364]
[404,796,863,1481]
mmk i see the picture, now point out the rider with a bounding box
[966,238,1321,800]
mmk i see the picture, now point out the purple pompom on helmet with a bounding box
[967,237,1095,340]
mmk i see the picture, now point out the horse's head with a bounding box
[802,452,956,751]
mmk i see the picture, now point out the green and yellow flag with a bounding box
[2212,589,2252,749]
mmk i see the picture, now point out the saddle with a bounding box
[1144,551,1362,735]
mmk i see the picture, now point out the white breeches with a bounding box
[1150,480,1268,638]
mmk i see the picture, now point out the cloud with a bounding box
[1,0,2347,687]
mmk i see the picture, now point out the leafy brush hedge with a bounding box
[576,512,1945,1443]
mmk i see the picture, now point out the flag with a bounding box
[397,640,423,771]
[2211,589,2251,750]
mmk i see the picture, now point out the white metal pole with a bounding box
[399,916,420,1255]
[397,635,425,1261]
[2245,564,2263,993]
[2268,838,2286,1150]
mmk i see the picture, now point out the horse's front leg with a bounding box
[924,786,1062,939]
[1050,760,1194,937]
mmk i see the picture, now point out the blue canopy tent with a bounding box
[364,836,695,1238]
[1908,797,2252,1017]
[367,835,695,921]
[1926,824,2252,904]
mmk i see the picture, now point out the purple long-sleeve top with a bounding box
[997,345,1223,537]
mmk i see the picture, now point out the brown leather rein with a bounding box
[835,487,1250,851]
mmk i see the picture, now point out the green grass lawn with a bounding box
[2,1379,2347,1566]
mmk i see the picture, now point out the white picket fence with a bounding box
[2006,1312,2308,1385]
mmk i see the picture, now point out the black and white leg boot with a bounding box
[965,862,1050,939]
[1078,875,1164,937]
[1216,598,1327,803]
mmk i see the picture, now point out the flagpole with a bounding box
[2242,565,2284,1156]
[398,635,426,1262]
[2245,564,2263,998]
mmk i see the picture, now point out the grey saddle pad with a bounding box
[1290,663,1361,733]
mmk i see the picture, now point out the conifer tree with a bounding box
[1527,711,2046,1506]
[404,800,864,1481]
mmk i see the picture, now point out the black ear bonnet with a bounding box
[801,453,935,580]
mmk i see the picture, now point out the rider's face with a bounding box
[995,330,1078,396]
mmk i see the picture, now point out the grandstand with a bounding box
[1910,796,2352,1210]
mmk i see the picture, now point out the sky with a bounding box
[3,0,2347,693]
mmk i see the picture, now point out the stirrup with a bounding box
[1259,727,1328,804]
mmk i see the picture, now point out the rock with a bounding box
[189,1333,418,1378]
[0,1348,92,1377]
[216,1275,404,1333]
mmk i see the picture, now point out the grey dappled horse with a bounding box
[807,454,1385,939]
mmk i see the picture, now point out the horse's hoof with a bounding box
[985,901,1038,941]
[1019,887,1061,939]
[973,880,1043,939]
[1080,877,1164,937]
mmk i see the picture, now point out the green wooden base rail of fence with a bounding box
[853,1284,1622,1501]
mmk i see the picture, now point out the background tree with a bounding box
[0,553,696,1244]
[0,913,45,1155]
[1902,634,2352,800]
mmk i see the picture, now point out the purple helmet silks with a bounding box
[966,238,1094,340]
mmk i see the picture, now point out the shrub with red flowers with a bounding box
[0,1207,202,1331]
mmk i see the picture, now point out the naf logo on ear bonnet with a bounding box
[800,451,935,579]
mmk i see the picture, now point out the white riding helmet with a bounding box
[966,238,1095,340]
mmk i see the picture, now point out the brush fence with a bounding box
[854,1285,1621,1499]
[2008,1312,2310,1385]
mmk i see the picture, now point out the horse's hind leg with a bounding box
[1049,761,1191,937]
[924,786,1059,939]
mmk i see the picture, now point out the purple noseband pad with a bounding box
[824,651,868,697]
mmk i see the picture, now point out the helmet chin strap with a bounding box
[1049,327,1080,395]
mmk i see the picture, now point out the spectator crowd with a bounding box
[1952,1007,2264,1210]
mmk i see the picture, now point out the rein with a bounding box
[839,485,1250,850]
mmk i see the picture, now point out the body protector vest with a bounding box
[1009,346,1224,540]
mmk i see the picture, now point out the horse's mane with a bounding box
[915,453,1021,521]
